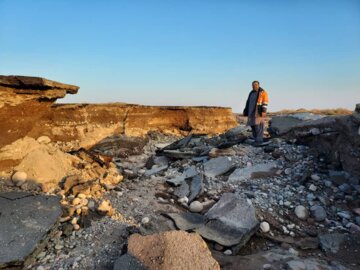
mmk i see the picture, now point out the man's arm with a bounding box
[261,91,269,117]
[243,92,250,116]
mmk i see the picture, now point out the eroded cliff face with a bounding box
[0,75,237,158]
[0,76,79,148]
[29,103,237,150]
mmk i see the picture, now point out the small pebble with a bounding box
[260,221,270,233]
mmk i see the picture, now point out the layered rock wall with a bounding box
[0,75,237,150]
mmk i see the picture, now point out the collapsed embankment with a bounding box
[0,75,237,170]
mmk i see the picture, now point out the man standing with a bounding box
[243,81,269,146]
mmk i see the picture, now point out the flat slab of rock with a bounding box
[0,192,62,269]
[202,193,259,247]
[0,75,79,93]
[203,157,233,178]
[145,165,168,176]
[126,231,220,270]
[268,113,325,136]
[319,233,347,255]
[166,193,259,248]
[166,166,197,187]
[173,174,203,202]
[228,162,277,183]
[165,212,207,231]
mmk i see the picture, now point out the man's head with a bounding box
[252,80,260,91]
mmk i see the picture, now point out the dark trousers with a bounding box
[251,122,264,142]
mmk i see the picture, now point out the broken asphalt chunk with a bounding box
[203,156,233,178]
[164,212,207,231]
[0,192,62,269]
[228,162,277,183]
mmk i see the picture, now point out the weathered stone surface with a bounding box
[127,231,220,270]
[173,181,190,198]
[310,205,327,222]
[173,174,203,202]
[188,174,203,202]
[0,75,79,93]
[228,162,277,183]
[145,165,168,176]
[166,194,259,248]
[0,76,79,149]
[165,212,207,231]
[199,193,259,247]
[319,233,346,255]
[166,166,197,187]
[203,157,233,178]
[0,192,62,269]
[268,113,324,136]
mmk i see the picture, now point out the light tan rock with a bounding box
[97,200,114,216]
[128,231,220,270]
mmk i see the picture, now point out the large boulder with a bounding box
[166,193,259,249]
[126,231,220,270]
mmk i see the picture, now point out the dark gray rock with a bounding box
[164,193,259,248]
[310,205,327,222]
[113,254,147,270]
[269,113,324,136]
[319,233,347,255]
[228,162,277,183]
[0,192,62,269]
[166,166,197,187]
[203,157,233,178]
[166,175,186,187]
[145,165,168,176]
[165,212,207,231]
[200,193,259,247]
[173,174,203,202]
[173,181,190,198]
[188,174,203,202]
[195,219,256,247]
[329,170,349,186]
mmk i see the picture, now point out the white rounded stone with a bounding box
[311,174,320,181]
[294,205,308,220]
[189,201,203,213]
[178,196,189,204]
[260,221,270,233]
[141,217,150,224]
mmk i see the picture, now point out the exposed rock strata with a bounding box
[0,75,237,151]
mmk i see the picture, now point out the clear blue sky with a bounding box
[1,0,359,112]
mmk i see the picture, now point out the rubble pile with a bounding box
[0,75,359,269]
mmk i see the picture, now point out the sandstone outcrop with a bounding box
[0,75,237,152]
[0,75,79,148]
